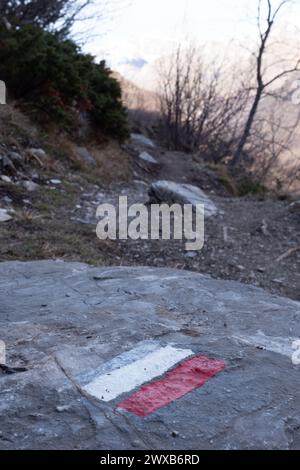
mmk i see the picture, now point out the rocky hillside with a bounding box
[1,104,299,300]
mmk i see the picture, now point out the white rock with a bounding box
[139,151,158,164]
[131,133,155,148]
[0,209,12,222]
[1,175,12,183]
[50,179,62,185]
[56,405,71,413]
[149,180,218,217]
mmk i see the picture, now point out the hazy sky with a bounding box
[82,0,300,67]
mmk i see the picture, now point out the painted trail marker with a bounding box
[82,341,225,416]
[83,344,193,402]
[118,355,225,417]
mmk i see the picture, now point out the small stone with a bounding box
[237,265,246,271]
[1,175,12,183]
[0,209,12,222]
[28,148,46,159]
[56,405,71,413]
[50,179,62,185]
[288,201,300,213]
[132,440,142,448]
[185,251,198,258]
[2,196,12,203]
[23,180,39,192]
[257,267,266,273]
[8,152,23,164]
[171,431,179,438]
[31,171,40,180]
[1,155,16,172]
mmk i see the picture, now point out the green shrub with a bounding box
[0,25,129,141]
[236,176,267,198]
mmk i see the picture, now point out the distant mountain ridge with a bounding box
[113,71,158,113]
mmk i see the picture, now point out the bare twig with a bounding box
[276,246,300,262]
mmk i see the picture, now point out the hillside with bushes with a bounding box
[0,24,129,141]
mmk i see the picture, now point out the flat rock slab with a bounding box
[149,180,219,217]
[0,260,300,450]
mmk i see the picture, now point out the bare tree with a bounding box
[230,0,300,170]
[0,0,112,37]
[157,45,249,160]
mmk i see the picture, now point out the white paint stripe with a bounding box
[76,340,162,386]
[83,345,193,402]
[233,331,298,359]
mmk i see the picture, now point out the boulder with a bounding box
[76,146,96,167]
[131,133,155,148]
[136,151,160,173]
[0,260,299,450]
[149,180,218,217]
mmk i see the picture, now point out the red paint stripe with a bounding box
[118,356,225,417]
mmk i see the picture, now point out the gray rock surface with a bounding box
[149,180,219,217]
[139,151,158,165]
[0,260,299,450]
[136,151,160,173]
[131,133,155,148]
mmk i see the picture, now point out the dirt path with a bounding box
[1,136,299,300]
[75,139,300,301]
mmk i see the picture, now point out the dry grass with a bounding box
[0,182,111,265]
[45,135,132,184]
[0,104,38,148]
[0,104,132,263]
[90,140,132,183]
